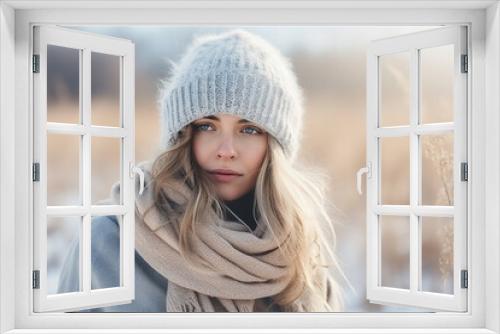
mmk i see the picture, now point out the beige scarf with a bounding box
[109,160,334,312]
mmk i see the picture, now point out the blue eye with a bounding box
[194,123,212,131]
[242,126,262,135]
[193,123,262,135]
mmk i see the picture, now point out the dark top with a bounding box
[222,187,258,231]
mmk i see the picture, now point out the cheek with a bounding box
[192,137,208,166]
[246,137,268,171]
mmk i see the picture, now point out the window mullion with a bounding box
[81,47,92,294]
[409,47,420,294]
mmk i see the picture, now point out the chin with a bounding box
[218,192,240,201]
[216,187,244,201]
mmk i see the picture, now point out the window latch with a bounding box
[356,162,372,195]
[130,162,145,195]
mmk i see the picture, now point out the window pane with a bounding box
[47,45,80,124]
[420,45,454,124]
[48,216,81,294]
[421,133,454,206]
[91,137,121,205]
[91,215,121,289]
[421,217,454,294]
[379,52,410,127]
[91,52,121,127]
[380,215,410,289]
[380,136,410,205]
[47,134,81,206]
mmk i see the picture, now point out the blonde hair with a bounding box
[149,124,351,312]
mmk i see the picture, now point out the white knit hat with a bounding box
[158,29,305,162]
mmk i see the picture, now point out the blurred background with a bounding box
[46,25,456,312]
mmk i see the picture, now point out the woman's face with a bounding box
[191,113,268,201]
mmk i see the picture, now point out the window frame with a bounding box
[1,1,498,333]
[32,25,136,312]
[365,25,468,312]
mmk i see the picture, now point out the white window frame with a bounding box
[0,1,499,333]
[365,25,468,312]
[32,25,136,312]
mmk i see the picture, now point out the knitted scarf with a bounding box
[108,160,334,312]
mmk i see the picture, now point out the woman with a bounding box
[58,29,348,312]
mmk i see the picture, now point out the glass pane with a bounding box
[420,45,454,124]
[47,134,81,206]
[91,137,121,205]
[47,45,80,124]
[421,217,454,294]
[91,215,121,289]
[91,52,121,127]
[48,216,81,294]
[380,136,410,205]
[379,52,410,127]
[421,133,454,206]
[380,215,410,289]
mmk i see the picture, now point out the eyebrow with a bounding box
[200,115,252,124]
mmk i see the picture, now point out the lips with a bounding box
[209,169,243,176]
[208,169,243,183]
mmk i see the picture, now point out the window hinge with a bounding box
[461,269,468,289]
[461,162,468,182]
[461,54,468,73]
[32,55,40,73]
[32,163,40,182]
[32,270,40,289]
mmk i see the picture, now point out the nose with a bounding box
[216,136,237,159]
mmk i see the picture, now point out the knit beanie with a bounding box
[157,29,305,162]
